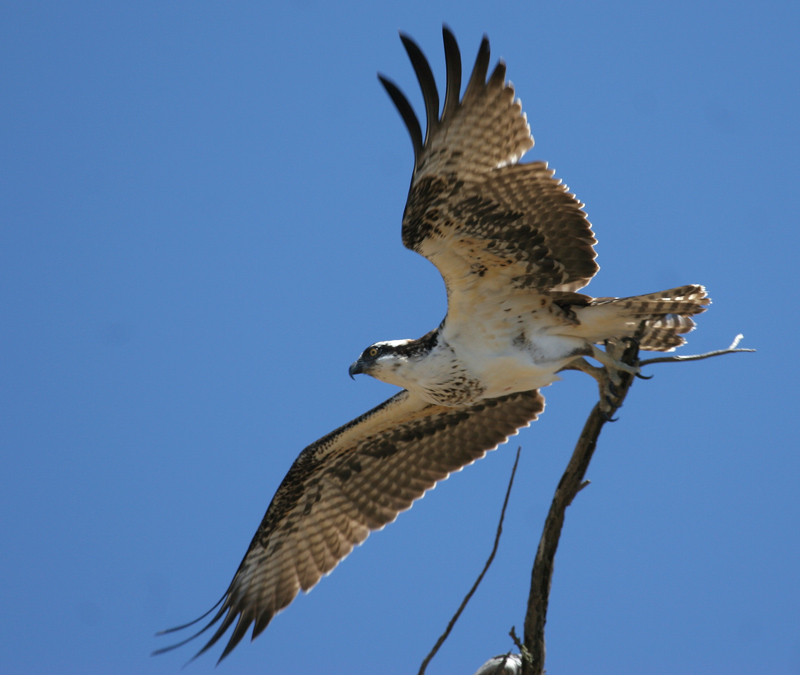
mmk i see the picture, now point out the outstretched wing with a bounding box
[379,28,599,324]
[155,388,544,663]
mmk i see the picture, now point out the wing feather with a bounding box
[399,32,439,145]
[441,26,461,121]
[463,34,491,102]
[378,75,423,163]
[155,388,544,662]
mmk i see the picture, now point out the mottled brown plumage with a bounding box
[155,390,543,662]
[385,32,598,304]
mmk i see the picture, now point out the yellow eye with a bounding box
[368,347,379,357]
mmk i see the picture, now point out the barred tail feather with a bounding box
[572,285,710,351]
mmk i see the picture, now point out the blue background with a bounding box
[2,2,798,674]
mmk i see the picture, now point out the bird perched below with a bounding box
[473,653,523,675]
[155,27,709,663]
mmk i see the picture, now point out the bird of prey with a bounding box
[155,27,708,663]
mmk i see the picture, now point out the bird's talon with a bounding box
[635,371,654,380]
[600,408,619,422]
[604,389,622,407]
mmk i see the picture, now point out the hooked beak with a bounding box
[348,360,365,380]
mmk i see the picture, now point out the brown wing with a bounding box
[379,27,598,318]
[155,388,544,663]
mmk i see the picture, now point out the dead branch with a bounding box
[520,335,753,675]
[418,448,522,675]
[640,334,754,367]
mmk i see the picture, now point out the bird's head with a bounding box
[349,340,414,382]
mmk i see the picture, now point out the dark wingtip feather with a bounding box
[151,605,228,658]
[252,609,274,639]
[154,595,225,637]
[464,35,491,99]
[183,608,239,664]
[399,32,440,145]
[215,614,252,665]
[441,26,462,121]
[378,74,423,163]
[488,60,507,89]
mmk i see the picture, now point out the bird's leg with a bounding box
[561,340,643,417]
[561,357,620,415]
[589,344,641,385]
[562,344,642,418]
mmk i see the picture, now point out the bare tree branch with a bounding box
[519,335,754,675]
[640,334,754,367]
[418,447,522,675]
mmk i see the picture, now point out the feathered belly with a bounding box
[457,333,588,399]
[477,357,566,397]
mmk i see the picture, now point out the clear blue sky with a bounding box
[2,2,798,674]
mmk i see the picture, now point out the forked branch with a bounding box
[520,335,753,675]
[418,448,522,675]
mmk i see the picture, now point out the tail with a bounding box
[572,284,710,351]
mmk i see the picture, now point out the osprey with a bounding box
[156,28,708,662]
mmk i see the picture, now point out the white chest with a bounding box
[442,314,587,399]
